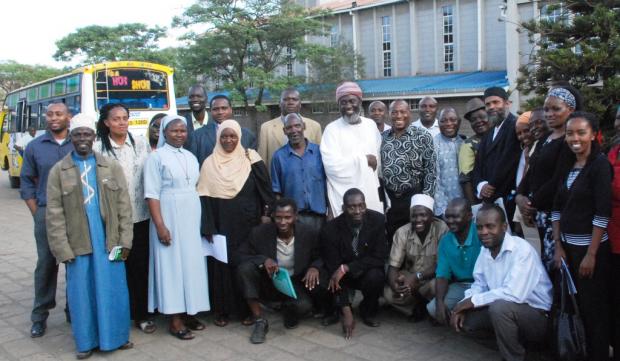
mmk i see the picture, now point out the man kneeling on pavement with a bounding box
[451,204,552,361]
[427,198,481,325]
[237,198,328,344]
[384,194,448,321]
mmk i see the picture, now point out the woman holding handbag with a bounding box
[552,111,613,361]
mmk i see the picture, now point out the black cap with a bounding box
[483,87,508,100]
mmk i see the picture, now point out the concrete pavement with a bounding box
[0,171,500,361]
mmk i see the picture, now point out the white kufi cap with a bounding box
[410,194,434,212]
[69,113,96,132]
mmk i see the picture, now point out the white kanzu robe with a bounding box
[321,116,383,216]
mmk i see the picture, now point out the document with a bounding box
[202,234,228,264]
[272,269,297,299]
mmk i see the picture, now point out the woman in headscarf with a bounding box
[516,84,583,270]
[144,115,210,340]
[198,119,274,327]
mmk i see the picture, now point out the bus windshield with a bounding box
[95,68,169,110]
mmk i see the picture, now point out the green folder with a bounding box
[272,269,297,299]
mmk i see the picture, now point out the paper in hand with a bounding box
[202,234,228,263]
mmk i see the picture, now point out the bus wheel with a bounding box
[8,174,19,189]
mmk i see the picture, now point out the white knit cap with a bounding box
[70,113,96,132]
[410,194,434,212]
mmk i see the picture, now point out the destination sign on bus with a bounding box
[96,68,167,91]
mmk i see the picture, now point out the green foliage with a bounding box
[53,24,168,65]
[297,38,366,103]
[518,1,620,132]
[174,0,330,107]
[0,60,63,103]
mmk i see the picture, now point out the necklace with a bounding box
[172,149,190,185]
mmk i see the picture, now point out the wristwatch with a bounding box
[416,272,423,281]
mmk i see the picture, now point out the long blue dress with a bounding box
[144,144,210,315]
[66,152,130,352]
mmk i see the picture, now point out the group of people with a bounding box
[18,79,620,361]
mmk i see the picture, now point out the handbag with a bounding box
[555,259,587,361]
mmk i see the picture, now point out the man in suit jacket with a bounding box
[321,188,388,339]
[237,198,326,344]
[472,87,521,228]
[258,88,322,173]
[188,94,257,167]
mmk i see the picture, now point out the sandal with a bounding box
[76,350,93,359]
[241,316,255,326]
[169,328,194,340]
[184,316,205,331]
[137,320,157,334]
[213,314,229,327]
[119,341,134,350]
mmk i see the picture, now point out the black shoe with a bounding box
[361,316,380,327]
[409,307,428,323]
[283,314,299,329]
[65,310,71,324]
[250,319,268,344]
[30,321,46,338]
[321,312,339,326]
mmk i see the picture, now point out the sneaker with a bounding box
[250,319,269,344]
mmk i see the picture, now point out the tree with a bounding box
[174,0,329,108]
[53,24,168,65]
[298,38,366,106]
[0,60,63,104]
[517,1,619,133]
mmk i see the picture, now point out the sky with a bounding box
[3,0,196,67]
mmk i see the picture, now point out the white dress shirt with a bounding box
[464,233,553,311]
[412,119,440,138]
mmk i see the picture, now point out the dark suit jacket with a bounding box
[472,113,521,200]
[188,121,257,167]
[239,222,323,277]
[320,210,388,278]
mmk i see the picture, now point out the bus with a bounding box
[0,61,177,188]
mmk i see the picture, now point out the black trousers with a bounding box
[386,190,415,246]
[125,220,150,321]
[612,253,620,361]
[564,241,612,361]
[236,262,327,317]
[334,267,385,318]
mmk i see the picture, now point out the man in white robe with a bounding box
[321,82,383,216]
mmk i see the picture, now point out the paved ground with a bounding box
[0,171,502,361]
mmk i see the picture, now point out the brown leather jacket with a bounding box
[46,151,133,263]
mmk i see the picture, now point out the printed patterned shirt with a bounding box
[380,125,437,196]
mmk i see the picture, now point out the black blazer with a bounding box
[320,210,388,278]
[188,121,257,167]
[472,113,521,200]
[239,222,323,277]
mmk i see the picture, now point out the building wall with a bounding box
[483,0,506,70]
[395,3,412,76]
[458,0,479,72]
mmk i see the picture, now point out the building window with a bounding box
[311,102,325,114]
[541,3,566,24]
[286,47,293,77]
[330,24,339,47]
[442,5,454,72]
[381,16,392,77]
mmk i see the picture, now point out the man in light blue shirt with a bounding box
[451,203,552,361]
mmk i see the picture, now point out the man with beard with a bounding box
[321,82,383,216]
[188,94,257,167]
[21,102,74,337]
[258,88,322,173]
[381,99,436,241]
[472,87,521,228]
[368,101,391,133]
[412,97,440,138]
[458,98,491,203]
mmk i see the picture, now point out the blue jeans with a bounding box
[31,206,59,323]
[426,281,471,319]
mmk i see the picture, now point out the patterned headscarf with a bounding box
[546,88,576,109]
